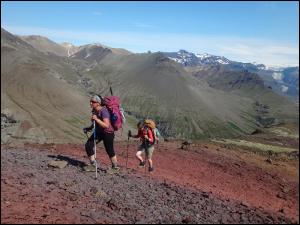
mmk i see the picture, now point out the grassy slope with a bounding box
[189,66,299,126]
[1,30,90,143]
[81,53,262,139]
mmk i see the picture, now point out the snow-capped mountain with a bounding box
[164,50,199,66]
[163,49,260,69]
[195,53,230,65]
[163,50,298,99]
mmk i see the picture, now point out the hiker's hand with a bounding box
[83,127,92,133]
[91,115,98,121]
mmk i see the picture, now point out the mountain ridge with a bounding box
[163,49,298,99]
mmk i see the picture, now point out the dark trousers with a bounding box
[85,132,115,158]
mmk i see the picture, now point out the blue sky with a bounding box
[1,1,299,66]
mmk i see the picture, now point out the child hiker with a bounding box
[129,120,155,172]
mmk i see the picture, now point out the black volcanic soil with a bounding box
[1,141,299,224]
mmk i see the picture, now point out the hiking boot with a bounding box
[148,166,154,172]
[83,164,96,172]
[107,166,120,175]
[83,160,98,172]
[138,161,145,167]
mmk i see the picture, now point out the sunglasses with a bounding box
[90,101,98,104]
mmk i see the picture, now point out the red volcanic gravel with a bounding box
[1,141,298,224]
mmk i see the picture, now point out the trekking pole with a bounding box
[144,149,148,176]
[93,120,97,179]
[144,156,147,176]
[126,131,130,170]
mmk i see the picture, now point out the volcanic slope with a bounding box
[1,28,92,143]
[1,143,298,224]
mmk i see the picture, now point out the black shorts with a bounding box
[85,132,115,158]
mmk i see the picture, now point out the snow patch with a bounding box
[168,57,183,63]
[85,52,91,59]
[196,53,211,60]
[272,72,283,81]
[281,85,289,93]
[217,59,229,64]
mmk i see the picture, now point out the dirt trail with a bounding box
[1,141,299,224]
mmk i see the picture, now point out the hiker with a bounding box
[129,121,155,172]
[83,95,120,173]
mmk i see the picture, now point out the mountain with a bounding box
[77,49,298,138]
[61,42,80,57]
[196,52,231,65]
[255,67,299,100]
[70,44,114,63]
[1,28,95,143]
[19,35,69,57]
[275,67,299,97]
[80,52,265,138]
[70,43,132,61]
[18,35,132,59]
[163,50,265,69]
[187,65,298,127]
[1,28,299,143]
[163,50,200,66]
[163,50,298,99]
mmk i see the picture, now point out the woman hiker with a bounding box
[129,121,155,172]
[83,95,120,174]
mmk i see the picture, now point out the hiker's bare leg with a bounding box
[111,155,118,167]
[146,146,154,168]
[89,154,95,162]
[136,151,144,163]
[148,158,153,168]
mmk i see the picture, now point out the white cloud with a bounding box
[3,25,299,67]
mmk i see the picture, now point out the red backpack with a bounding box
[144,119,156,145]
[102,96,124,131]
